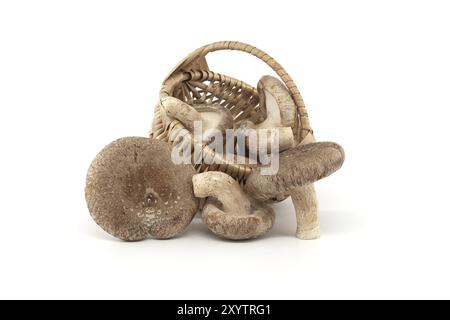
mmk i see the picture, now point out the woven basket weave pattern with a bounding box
[151,41,312,182]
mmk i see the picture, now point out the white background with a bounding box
[1,0,449,299]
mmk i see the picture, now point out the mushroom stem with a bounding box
[291,184,320,240]
[238,125,294,155]
[160,96,201,132]
[192,171,251,215]
[256,127,294,153]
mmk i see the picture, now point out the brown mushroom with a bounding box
[244,142,345,239]
[195,104,234,143]
[85,137,198,241]
[192,171,275,240]
[236,75,298,156]
[257,75,297,129]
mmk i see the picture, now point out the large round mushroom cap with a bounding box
[245,142,345,201]
[85,137,198,240]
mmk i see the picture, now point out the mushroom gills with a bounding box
[235,75,298,156]
[257,75,297,129]
[195,104,234,143]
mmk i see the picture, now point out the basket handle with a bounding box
[164,41,313,141]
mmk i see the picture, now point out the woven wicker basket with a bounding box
[151,41,313,183]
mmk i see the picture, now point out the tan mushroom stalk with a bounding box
[238,122,294,155]
[192,171,275,240]
[244,142,345,240]
[85,137,198,241]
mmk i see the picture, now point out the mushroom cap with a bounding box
[244,142,345,201]
[257,75,297,128]
[85,137,198,240]
[202,198,275,240]
[195,104,234,143]
[195,104,234,132]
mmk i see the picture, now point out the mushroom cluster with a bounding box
[85,75,344,241]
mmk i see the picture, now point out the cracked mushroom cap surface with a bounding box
[85,137,198,241]
[244,142,345,201]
